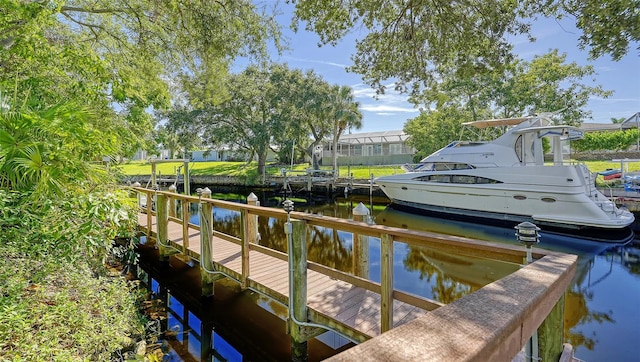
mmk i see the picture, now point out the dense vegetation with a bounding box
[0,97,144,359]
[574,129,640,152]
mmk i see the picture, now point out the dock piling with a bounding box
[290,219,309,361]
[156,193,170,263]
[168,184,177,218]
[199,187,216,297]
[352,203,370,278]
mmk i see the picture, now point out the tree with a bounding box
[0,92,116,196]
[291,0,525,99]
[156,106,204,159]
[611,117,626,124]
[192,64,357,177]
[291,0,638,98]
[0,1,283,157]
[327,85,362,174]
[404,51,609,156]
[404,107,472,161]
[195,65,295,177]
[526,0,640,61]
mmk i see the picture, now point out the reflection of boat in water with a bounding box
[375,205,632,255]
[375,115,635,231]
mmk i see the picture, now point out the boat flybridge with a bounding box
[376,115,635,233]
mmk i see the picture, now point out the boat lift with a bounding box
[149,158,191,195]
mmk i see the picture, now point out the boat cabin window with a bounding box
[413,175,502,184]
[417,162,474,171]
[514,133,543,165]
[515,135,523,162]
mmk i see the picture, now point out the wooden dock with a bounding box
[133,186,577,361]
[137,212,432,340]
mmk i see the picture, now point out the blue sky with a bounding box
[257,3,639,133]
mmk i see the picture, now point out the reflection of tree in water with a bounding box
[403,245,475,304]
[306,226,352,273]
[564,257,615,351]
[564,288,614,350]
[213,211,242,238]
[257,217,289,253]
[213,212,352,272]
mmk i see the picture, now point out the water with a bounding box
[141,192,640,361]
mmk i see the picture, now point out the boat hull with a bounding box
[379,204,635,246]
[376,166,635,230]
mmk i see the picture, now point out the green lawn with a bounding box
[116,159,640,180]
[116,161,405,179]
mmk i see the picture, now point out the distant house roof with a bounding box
[581,112,640,132]
[621,112,640,128]
[338,130,409,145]
[580,123,624,132]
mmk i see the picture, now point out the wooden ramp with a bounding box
[138,213,428,340]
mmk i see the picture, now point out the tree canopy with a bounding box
[175,64,362,176]
[290,0,639,99]
[0,0,283,157]
[404,51,609,158]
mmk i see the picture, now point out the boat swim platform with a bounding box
[133,186,577,360]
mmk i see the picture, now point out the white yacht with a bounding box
[375,116,635,231]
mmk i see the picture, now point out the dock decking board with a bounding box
[138,212,432,339]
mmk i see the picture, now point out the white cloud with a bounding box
[350,83,419,116]
[361,104,419,113]
[590,96,640,103]
[281,56,347,68]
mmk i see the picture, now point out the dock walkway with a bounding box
[137,213,427,339]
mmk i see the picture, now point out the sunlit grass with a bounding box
[117,161,405,179]
[117,159,640,180]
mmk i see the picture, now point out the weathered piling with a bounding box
[380,233,394,333]
[290,219,308,362]
[156,192,170,264]
[352,203,370,278]
[168,184,177,218]
[199,188,216,297]
[515,222,565,361]
[240,193,259,289]
[538,294,566,361]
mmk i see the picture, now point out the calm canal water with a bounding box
[139,191,640,361]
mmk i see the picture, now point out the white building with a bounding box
[321,130,415,166]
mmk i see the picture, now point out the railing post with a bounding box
[380,233,394,333]
[182,197,190,252]
[156,192,170,263]
[240,210,250,289]
[183,159,190,196]
[199,187,215,297]
[352,203,370,279]
[290,219,308,362]
[247,193,259,243]
[240,193,259,289]
[146,190,153,243]
[168,184,177,218]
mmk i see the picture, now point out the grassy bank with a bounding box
[117,160,640,181]
[117,161,405,180]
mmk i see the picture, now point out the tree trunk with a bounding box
[307,142,321,170]
[257,150,267,182]
[332,125,339,178]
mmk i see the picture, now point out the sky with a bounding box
[255,2,639,133]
